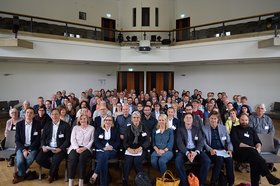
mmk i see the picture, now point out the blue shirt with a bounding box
[186,128,195,150]
[210,127,223,150]
[152,128,174,151]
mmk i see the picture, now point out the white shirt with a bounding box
[155,111,160,120]
[104,127,111,146]
[24,122,32,146]
[50,121,60,147]
[168,118,173,128]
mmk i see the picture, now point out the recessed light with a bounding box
[180,14,185,18]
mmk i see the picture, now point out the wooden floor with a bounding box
[0,118,279,186]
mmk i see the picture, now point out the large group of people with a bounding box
[2,88,280,186]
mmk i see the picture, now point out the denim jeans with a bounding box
[175,151,211,186]
[95,150,117,186]
[151,151,173,174]
[16,149,38,177]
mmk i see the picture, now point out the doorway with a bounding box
[117,72,144,95]
[146,72,174,95]
[176,17,190,41]
[101,17,116,42]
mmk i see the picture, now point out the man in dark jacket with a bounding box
[36,108,71,183]
[13,107,41,184]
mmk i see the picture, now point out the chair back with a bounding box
[5,130,16,150]
[257,133,275,153]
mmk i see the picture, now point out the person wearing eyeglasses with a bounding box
[89,115,120,185]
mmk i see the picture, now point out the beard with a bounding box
[240,122,249,128]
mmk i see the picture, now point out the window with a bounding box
[142,7,150,26]
[133,8,136,27]
[79,11,86,20]
[155,8,159,27]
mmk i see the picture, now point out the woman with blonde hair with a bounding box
[151,114,174,174]
[68,113,94,186]
[90,115,120,185]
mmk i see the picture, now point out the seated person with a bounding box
[122,111,151,186]
[249,103,279,171]
[175,113,210,186]
[13,107,41,184]
[34,105,51,129]
[202,111,234,186]
[68,113,95,186]
[225,108,239,134]
[36,108,71,183]
[230,113,280,186]
[3,108,22,166]
[90,115,120,185]
[151,114,174,174]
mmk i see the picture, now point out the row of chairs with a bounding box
[0,100,20,118]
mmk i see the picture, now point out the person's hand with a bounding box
[104,145,113,151]
[42,146,48,152]
[187,152,192,162]
[158,149,165,156]
[227,150,232,157]
[188,151,197,162]
[135,147,143,154]
[52,148,62,154]
[127,148,135,154]
[23,149,29,158]
[76,147,85,154]
[120,135,124,140]
[210,149,217,156]
[256,146,261,153]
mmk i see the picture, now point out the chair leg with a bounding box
[65,158,68,182]
[39,166,42,180]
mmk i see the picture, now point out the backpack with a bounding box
[135,171,153,186]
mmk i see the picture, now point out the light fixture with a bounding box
[180,14,185,18]
[128,68,133,72]
[226,31,231,36]
[106,13,111,18]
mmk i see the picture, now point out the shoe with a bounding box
[266,173,280,185]
[12,176,24,184]
[48,176,55,183]
[89,176,96,184]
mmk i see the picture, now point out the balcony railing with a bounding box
[0,10,279,45]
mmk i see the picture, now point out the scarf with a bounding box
[131,123,142,144]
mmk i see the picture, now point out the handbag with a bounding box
[187,172,199,186]
[156,170,180,186]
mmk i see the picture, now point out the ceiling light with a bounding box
[106,13,111,18]
[128,68,133,71]
[180,14,185,18]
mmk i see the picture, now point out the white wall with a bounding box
[174,0,280,26]
[1,61,280,109]
[0,0,119,27]
[174,62,280,110]
[0,62,117,105]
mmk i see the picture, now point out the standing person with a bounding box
[36,108,71,183]
[89,115,120,186]
[225,109,240,134]
[151,114,174,174]
[175,113,211,186]
[230,114,280,186]
[68,113,94,186]
[202,111,234,186]
[13,107,41,184]
[122,111,151,186]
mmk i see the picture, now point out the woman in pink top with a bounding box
[68,113,94,186]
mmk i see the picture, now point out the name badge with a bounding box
[156,129,160,134]
[142,132,147,137]
[58,134,64,138]
[171,125,176,130]
[34,131,38,135]
[194,136,198,140]
[99,134,104,139]
[127,123,131,126]
[244,133,250,138]
[12,126,16,130]
[222,136,227,140]
[264,126,269,130]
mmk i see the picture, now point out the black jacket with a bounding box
[94,126,120,150]
[15,119,41,152]
[41,120,71,152]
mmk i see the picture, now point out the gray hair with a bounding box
[255,103,266,112]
